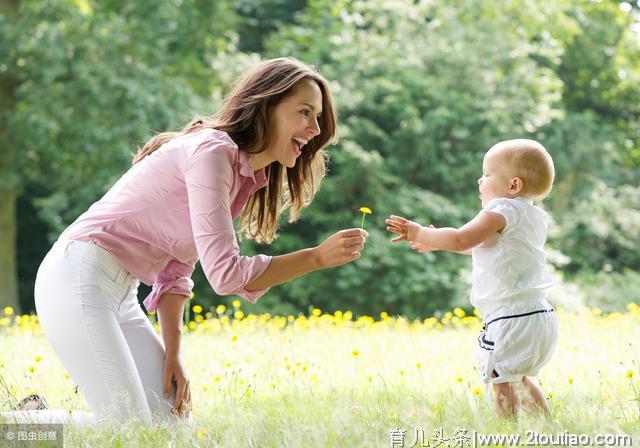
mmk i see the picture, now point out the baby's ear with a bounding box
[509,177,524,194]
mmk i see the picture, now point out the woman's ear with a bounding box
[509,177,524,195]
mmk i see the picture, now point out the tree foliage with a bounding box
[5,0,640,315]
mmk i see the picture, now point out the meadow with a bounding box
[1,302,639,447]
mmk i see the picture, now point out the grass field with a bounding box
[1,303,639,447]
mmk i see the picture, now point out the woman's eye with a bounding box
[301,109,310,117]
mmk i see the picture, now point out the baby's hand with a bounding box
[409,242,432,253]
[386,215,422,243]
[409,225,437,252]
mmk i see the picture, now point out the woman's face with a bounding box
[266,79,323,169]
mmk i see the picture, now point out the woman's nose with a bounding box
[308,119,321,137]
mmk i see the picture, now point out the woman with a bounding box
[14,57,368,424]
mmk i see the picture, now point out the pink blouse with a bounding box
[59,128,272,312]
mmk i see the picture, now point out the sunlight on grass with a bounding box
[1,303,639,447]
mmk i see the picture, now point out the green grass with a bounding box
[1,307,639,447]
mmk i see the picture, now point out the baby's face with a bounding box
[477,148,514,207]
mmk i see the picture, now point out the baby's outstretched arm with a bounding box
[409,226,471,255]
[386,211,506,253]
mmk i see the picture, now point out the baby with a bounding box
[386,139,558,417]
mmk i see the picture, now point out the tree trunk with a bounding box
[0,0,20,312]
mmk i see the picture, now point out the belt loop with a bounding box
[63,240,73,257]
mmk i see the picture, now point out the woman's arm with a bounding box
[157,293,191,417]
[245,228,367,291]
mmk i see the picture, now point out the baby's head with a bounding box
[478,139,554,206]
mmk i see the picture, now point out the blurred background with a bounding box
[1,0,639,317]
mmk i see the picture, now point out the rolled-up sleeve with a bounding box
[184,139,272,303]
[143,258,195,312]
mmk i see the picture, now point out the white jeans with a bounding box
[30,239,177,424]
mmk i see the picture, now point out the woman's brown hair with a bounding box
[132,57,338,243]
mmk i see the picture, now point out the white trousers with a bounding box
[25,239,177,424]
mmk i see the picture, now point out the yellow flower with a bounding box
[627,370,634,380]
[456,376,464,383]
[231,335,239,342]
[28,366,36,374]
[351,349,360,357]
[190,291,195,299]
[232,300,241,308]
[312,308,322,317]
[198,429,208,440]
[216,305,226,314]
[34,355,42,363]
[3,306,14,316]
[234,311,244,320]
[546,390,554,399]
[416,362,422,369]
[472,388,482,396]
[192,305,203,314]
[358,206,372,228]
[567,377,574,384]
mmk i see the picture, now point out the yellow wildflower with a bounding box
[627,370,634,380]
[3,307,14,316]
[192,305,203,314]
[359,206,372,228]
[232,300,241,308]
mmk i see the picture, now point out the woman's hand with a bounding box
[163,355,191,417]
[313,228,368,269]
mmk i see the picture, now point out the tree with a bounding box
[4,0,235,310]
[0,0,20,311]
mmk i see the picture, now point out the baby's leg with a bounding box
[492,382,520,417]
[519,377,550,414]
